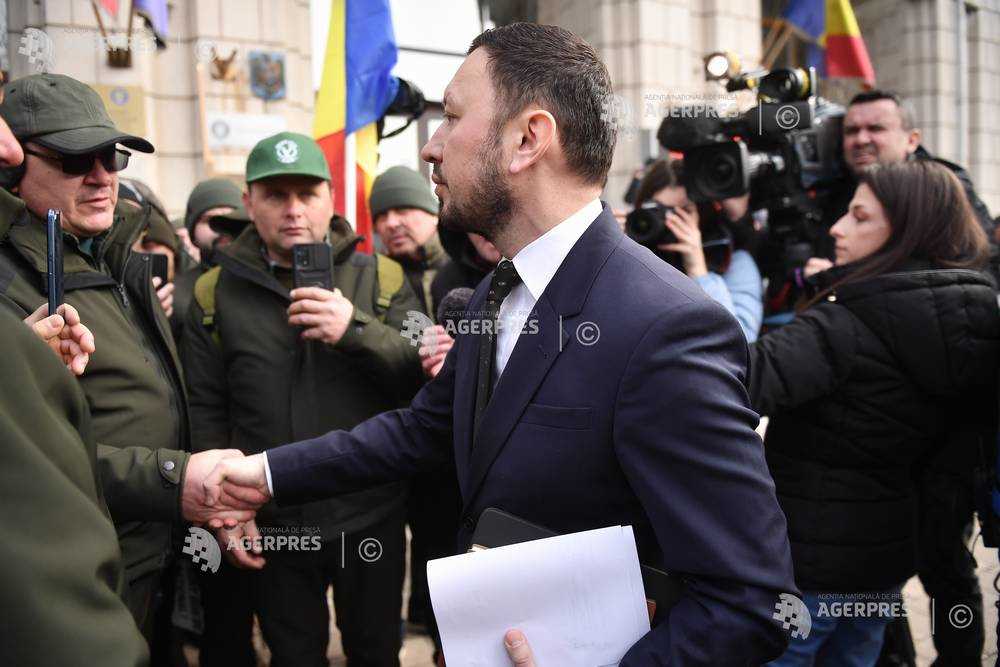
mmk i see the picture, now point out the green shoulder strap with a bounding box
[193,266,223,347]
[374,253,404,322]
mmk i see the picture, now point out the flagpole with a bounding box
[345,131,357,231]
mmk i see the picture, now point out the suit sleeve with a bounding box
[266,331,457,505]
[0,316,149,667]
[180,294,231,451]
[614,299,797,666]
[748,304,858,417]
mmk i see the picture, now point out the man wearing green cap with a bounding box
[172,178,244,342]
[0,73,260,641]
[182,131,423,666]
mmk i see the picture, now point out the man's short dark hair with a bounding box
[848,89,917,131]
[468,23,616,186]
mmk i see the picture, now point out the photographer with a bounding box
[748,161,997,663]
[632,159,763,342]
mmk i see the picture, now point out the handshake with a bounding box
[186,451,273,569]
[22,303,274,569]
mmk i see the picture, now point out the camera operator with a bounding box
[631,159,763,342]
[807,90,995,278]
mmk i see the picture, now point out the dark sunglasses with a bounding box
[23,146,131,175]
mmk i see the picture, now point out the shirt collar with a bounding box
[508,198,602,300]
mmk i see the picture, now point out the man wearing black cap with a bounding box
[0,73,258,642]
[172,178,243,342]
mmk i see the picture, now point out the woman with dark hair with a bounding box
[633,159,764,341]
[752,160,999,665]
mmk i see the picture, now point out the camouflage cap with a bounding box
[0,74,154,154]
[245,131,330,184]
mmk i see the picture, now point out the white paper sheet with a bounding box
[427,525,650,666]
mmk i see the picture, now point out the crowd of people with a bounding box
[1,19,998,667]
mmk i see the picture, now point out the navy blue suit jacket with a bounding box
[268,205,797,664]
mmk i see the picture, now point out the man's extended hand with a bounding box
[419,324,454,378]
[287,286,354,345]
[23,302,96,375]
[183,450,270,527]
[215,519,266,570]
[504,630,537,667]
[203,452,271,512]
[152,276,174,318]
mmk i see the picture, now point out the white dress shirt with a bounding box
[495,197,603,378]
[263,198,603,495]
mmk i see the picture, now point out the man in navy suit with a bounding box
[205,22,797,664]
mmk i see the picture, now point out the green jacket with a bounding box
[394,231,448,317]
[0,306,149,667]
[182,218,423,537]
[0,188,190,605]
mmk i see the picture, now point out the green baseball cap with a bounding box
[245,131,330,183]
[0,73,154,154]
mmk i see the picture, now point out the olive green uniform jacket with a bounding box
[0,188,190,619]
[181,219,423,538]
[395,231,448,317]
[0,306,149,667]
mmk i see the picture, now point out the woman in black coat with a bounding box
[751,160,998,665]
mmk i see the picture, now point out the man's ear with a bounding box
[905,128,922,154]
[508,109,557,176]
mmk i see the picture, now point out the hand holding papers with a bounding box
[428,525,650,666]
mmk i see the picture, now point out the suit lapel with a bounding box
[451,281,489,494]
[463,294,569,503]
[460,206,624,506]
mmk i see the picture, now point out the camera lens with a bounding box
[625,204,674,247]
[703,155,739,195]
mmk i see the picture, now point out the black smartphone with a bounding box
[46,209,63,316]
[149,253,169,285]
[292,243,332,290]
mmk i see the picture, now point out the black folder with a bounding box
[469,507,683,625]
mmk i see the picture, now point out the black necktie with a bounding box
[473,259,522,440]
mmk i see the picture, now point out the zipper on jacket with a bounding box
[117,253,131,308]
[117,283,130,308]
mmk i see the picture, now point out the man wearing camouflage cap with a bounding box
[182,131,423,666]
[0,73,259,642]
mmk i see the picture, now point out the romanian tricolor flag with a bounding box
[783,0,876,86]
[314,0,399,253]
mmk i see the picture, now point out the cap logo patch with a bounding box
[275,139,299,164]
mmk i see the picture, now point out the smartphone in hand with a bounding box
[46,209,63,316]
[292,243,332,291]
